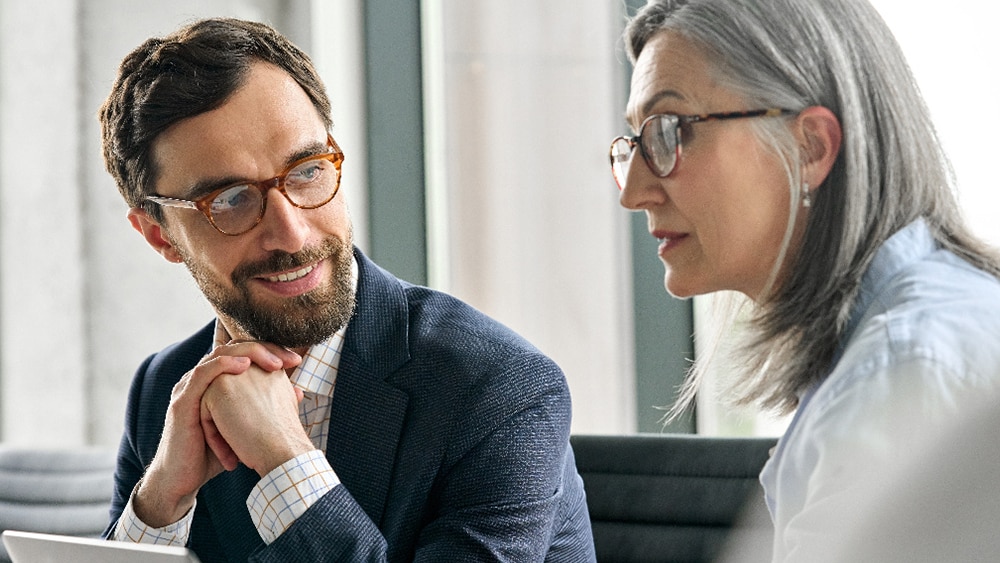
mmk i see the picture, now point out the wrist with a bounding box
[133,471,197,528]
[255,437,317,477]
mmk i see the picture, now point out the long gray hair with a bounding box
[625,0,1000,415]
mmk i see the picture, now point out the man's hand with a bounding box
[133,341,300,527]
[200,342,316,477]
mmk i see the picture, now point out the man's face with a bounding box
[136,62,355,349]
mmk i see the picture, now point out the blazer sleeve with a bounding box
[103,353,161,538]
[103,323,214,540]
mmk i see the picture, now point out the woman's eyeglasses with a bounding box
[146,135,344,235]
[609,108,795,190]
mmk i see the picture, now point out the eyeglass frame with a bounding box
[609,108,796,190]
[145,134,345,236]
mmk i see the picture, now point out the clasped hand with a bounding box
[134,341,313,527]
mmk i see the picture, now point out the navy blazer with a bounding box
[106,249,595,562]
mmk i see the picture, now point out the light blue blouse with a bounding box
[760,219,1000,561]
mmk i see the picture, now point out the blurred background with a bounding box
[0,0,995,448]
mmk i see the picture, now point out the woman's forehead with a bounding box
[626,31,735,126]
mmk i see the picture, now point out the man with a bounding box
[99,17,594,562]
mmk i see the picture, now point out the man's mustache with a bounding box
[230,240,340,284]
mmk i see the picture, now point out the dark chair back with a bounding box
[0,447,116,563]
[571,434,776,563]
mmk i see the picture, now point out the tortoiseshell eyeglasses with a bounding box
[146,135,344,235]
[609,108,796,190]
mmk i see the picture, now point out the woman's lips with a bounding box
[652,230,688,256]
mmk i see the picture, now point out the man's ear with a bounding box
[796,105,842,189]
[127,207,184,264]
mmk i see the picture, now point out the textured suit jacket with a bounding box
[106,249,596,562]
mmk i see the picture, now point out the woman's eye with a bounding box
[678,122,695,144]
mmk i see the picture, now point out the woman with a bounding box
[611,0,1000,559]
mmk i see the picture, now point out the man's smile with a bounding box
[264,264,316,283]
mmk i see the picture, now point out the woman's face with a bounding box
[619,31,801,301]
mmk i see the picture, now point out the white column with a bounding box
[427,0,635,434]
[312,0,370,253]
[0,0,87,445]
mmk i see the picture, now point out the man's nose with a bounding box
[256,187,310,253]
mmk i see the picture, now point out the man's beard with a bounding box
[179,236,357,348]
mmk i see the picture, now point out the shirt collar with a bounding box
[842,219,936,346]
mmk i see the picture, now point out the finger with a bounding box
[204,422,239,471]
[216,340,301,371]
[210,341,283,371]
[201,400,240,471]
[184,355,253,397]
[253,341,302,369]
[170,356,254,426]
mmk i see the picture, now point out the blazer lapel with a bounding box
[326,250,411,526]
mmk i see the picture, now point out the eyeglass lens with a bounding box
[610,114,680,189]
[208,156,340,234]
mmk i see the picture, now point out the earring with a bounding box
[801,182,812,208]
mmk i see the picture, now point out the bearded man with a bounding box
[99,17,594,563]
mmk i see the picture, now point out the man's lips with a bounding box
[251,260,325,297]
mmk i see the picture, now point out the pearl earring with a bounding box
[802,182,812,208]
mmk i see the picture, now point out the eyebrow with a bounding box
[181,139,331,200]
[627,88,687,129]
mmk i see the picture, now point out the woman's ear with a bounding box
[127,207,184,264]
[796,105,842,189]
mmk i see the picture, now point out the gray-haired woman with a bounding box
[611,0,1000,559]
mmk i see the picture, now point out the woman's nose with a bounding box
[619,153,667,210]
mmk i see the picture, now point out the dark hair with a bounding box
[99,18,332,220]
[625,0,1000,415]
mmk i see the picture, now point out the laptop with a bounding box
[2,530,201,562]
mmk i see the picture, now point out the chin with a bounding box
[663,276,697,300]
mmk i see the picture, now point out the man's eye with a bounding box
[211,186,253,211]
[288,160,329,184]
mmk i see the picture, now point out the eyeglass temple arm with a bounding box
[145,196,199,210]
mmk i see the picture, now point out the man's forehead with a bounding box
[148,63,329,196]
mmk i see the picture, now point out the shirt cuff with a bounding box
[113,482,194,546]
[246,449,340,544]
